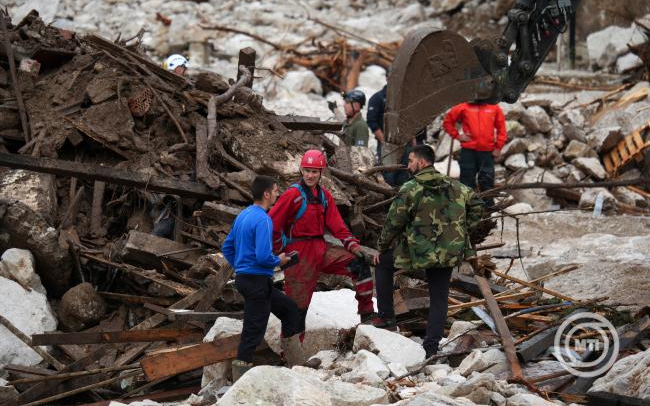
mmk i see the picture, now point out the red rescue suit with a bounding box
[269,184,374,327]
[442,103,507,151]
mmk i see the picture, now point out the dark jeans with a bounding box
[459,148,495,207]
[235,274,300,363]
[375,249,453,354]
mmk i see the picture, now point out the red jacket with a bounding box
[269,185,359,252]
[442,103,507,152]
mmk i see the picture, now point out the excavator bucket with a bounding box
[385,28,493,144]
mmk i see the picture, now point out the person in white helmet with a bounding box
[163,54,189,76]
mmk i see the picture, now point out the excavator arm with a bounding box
[385,0,581,144]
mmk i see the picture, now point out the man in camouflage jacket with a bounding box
[370,145,483,357]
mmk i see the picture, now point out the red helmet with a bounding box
[300,150,327,169]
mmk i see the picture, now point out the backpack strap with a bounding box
[281,183,327,249]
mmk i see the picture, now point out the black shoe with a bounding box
[425,348,438,358]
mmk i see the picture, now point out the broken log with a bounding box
[0,152,220,200]
[329,166,395,196]
[195,122,220,189]
[32,329,204,346]
[237,47,256,88]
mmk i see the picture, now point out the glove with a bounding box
[327,100,337,112]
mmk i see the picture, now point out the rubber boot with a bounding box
[281,334,307,367]
[231,359,253,382]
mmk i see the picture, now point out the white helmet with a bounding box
[163,54,189,71]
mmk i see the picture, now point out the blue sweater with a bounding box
[222,205,280,277]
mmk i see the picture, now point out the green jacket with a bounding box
[342,114,369,147]
[377,166,484,270]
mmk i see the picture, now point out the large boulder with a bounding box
[558,109,586,142]
[521,106,553,134]
[456,349,489,377]
[0,201,72,296]
[281,70,323,94]
[511,167,562,210]
[0,276,57,367]
[562,140,595,160]
[0,249,45,295]
[265,289,369,359]
[217,365,388,406]
[617,53,644,73]
[353,325,426,369]
[0,170,57,224]
[58,283,107,331]
[586,126,622,152]
[436,133,461,161]
[572,157,607,180]
[504,153,528,171]
[587,25,646,68]
[499,102,525,121]
[500,138,529,159]
[341,349,389,385]
[506,120,527,138]
[589,348,650,400]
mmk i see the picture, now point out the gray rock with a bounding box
[449,372,495,403]
[500,102,526,120]
[578,188,616,211]
[572,157,607,180]
[307,350,340,370]
[0,276,57,368]
[612,187,648,208]
[505,153,528,171]
[589,348,650,400]
[617,53,643,73]
[388,391,478,405]
[354,325,425,369]
[503,203,534,215]
[437,133,462,161]
[562,140,594,160]
[507,393,558,406]
[0,201,72,296]
[58,283,107,331]
[501,139,529,159]
[521,106,553,134]
[507,120,527,138]
[0,378,18,405]
[586,126,622,152]
[217,365,388,406]
[343,349,389,383]
[511,167,562,210]
[558,109,586,142]
[456,349,489,377]
[0,249,45,295]
[202,317,243,389]
[0,171,57,224]
[587,25,646,68]
[490,391,507,406]
[526,260,557,281]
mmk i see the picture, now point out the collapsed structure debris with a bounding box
[0,6,649,406]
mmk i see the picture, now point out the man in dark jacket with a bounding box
[367,85,386,163]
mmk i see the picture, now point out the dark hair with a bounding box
[251,175,277,201]
[409,144,435,164]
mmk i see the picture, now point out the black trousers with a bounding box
[375,249,453,354]
[459,148,495,206]
[235,274,300,363]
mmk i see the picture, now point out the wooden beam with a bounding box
[0,152,219,200]
[75,386,201,406]
[143,303,243,322]
[32,329,204,346]
[121,230,205,269]
[140,334,266,381]
[475,275,524,381]
[90,181,105,237]
[200,201,242,223]
[237,47,256,88]
[1,13,30,142]
[98,292,176,307]
[491,269,576,303]
[277,115,344,131]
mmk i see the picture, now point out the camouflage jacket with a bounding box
[377,166,484,270]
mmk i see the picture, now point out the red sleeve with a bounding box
[495,105,507,149]
[442,104,464,140]
[323,189,359,251]
[268,188,300,252]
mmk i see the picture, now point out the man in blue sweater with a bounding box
[222,175,300,381]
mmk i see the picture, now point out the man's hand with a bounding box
[278,253,289,266]
[374,129,385,144]
[458,132,471,143]
[492,148,501,159]
[372,253,381,266]
[349,244,364,259]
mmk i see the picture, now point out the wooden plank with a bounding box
[4,365,57,376]
[236,47,256,88]
[474,275,524,381]
[140,334,267,381]
[450,272,507,297]
[32,329,204,346]
[98,292,175,307]
[0,152,219,200]
[277,115,344,131]
[143,303,243,321]
[75,386,200,406]
[121,230,205,269]
[491,269,576,302]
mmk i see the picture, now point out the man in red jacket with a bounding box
[269,150,375,336]
[442,102,507,206]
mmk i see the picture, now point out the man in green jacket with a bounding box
[370,145,483,357]
[341,90,369,147]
